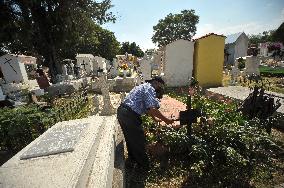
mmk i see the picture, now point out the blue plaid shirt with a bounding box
[123,83,160,115]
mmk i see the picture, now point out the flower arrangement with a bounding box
[120,63,128,70]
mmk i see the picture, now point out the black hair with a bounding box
[146,76,165,85]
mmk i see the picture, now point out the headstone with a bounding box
[244,56,260,76]
[0,86,6,101]
[98,73,115,116]
[139,57,152,81]
[109,66,117,78]
[0,54,35,84]
[92,94,99,114]
[163,39,194,87]
[70,63,74,76]
[94,56,107,73]
[152,51,162,75]
[229,66,240,85]
[75,54,94,75]
[113,58,118,69]
[62,64,68,79]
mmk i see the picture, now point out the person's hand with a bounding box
[164,118,174,125]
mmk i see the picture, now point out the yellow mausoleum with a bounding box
[193,33,225,87]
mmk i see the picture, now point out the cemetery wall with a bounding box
[194,35,225,87]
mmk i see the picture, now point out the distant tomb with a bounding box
[0,54,36,84]
[76,54,95,75]
[163,39,195,87]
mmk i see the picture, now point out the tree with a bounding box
[273,22,284,44]
[152,9,199,47]
[248,30,275,45]
[0,0,116,82]
[119,42,144,57]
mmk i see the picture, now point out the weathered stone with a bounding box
[20,123,89,160]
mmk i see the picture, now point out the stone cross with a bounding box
[98,73,115,116]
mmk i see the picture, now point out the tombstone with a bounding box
[152,51,162,75]
[94,56,107,73]
[0,86,6,101]
[0,54,36,84]
[70,63,74,76]
[75,54,94,75]
[109,66,117,78]
[139,57,152,82]
[244,56,260,76]
[62,64,68,79]
[74,65,81,78]
[163,39,194,87]
[229,66,240,85]
[113,58,118,70]
[98,73,115,116]
[92,94,99,114]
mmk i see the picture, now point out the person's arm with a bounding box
[147,107,174,125]
[148,112,162,123]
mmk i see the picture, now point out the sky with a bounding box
[103,0,284,50]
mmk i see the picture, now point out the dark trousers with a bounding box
[117,104,149,170]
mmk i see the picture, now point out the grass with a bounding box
[259,65,284,74]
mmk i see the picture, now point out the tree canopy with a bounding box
[119,42,144,57]
[152,9,199,47]
[0,0,118,82]
[272,22,284,44]
[248,30,275,45]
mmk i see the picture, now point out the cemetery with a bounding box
[0,36,284,187]
[0,1,284,188]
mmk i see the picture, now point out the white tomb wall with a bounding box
[164,39,194,87]
[0,54,30,84]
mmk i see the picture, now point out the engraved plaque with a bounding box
[20,122,89,160]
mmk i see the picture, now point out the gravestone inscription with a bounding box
[20,122,89,160]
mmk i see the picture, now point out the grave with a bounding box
[98,73,115,116]
[244,56,260,76]
[0,86,6,101]
[139,55,152,81]
[163,39,194,87]
[152,51,162,76]
[0,54,36,84]
[94,56,107,74]
[0,115,119,188]
[76,54,94,75]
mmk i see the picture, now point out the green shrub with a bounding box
[143,90,282,187]
[0,94,93,153]
[237,57,246,70]
[0,105,54,152]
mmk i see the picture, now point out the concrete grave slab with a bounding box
[20,122,89,160]
[0,115,118,188]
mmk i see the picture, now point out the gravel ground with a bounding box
[207,86,284,114]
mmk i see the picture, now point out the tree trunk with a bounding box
[29,2,60,83]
